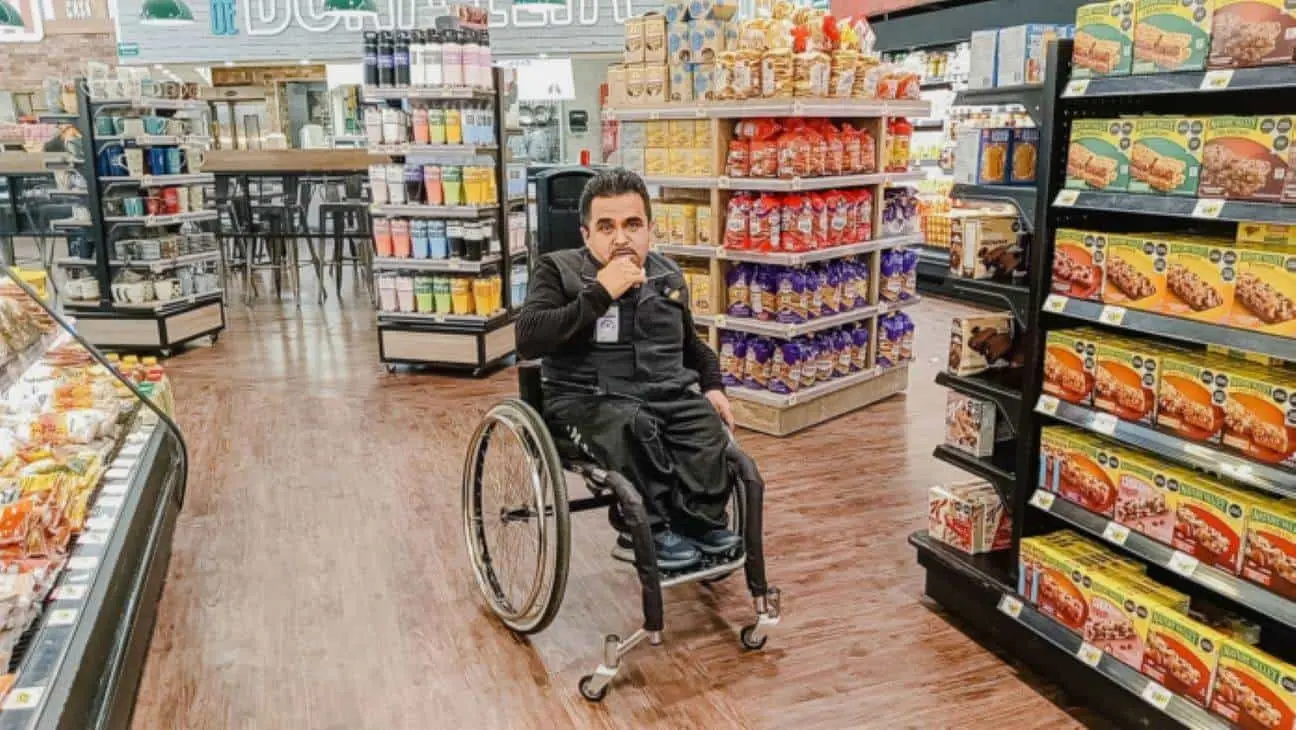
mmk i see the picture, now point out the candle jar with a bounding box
[411,107,429,144]
[391,218,412,258]
[415,275,435,312]
[451,276,474,314]
[428,221,448,259]
[463,222,483,261]
[433,275,452,312]
[473,276,493,315]
[404,163,424,204]
[373,217,394,257]
[426,108,446,145]
[411,219,430,258]
[368,164,389,205]
[441,166,463,206]
[396,275,415,312]
[385,164,407,204]
[445,107,462,145]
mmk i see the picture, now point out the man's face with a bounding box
[582,192,650,266]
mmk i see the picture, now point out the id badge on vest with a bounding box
[595,304,619,343]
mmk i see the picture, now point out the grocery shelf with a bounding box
[99,173,215,187]
[372,255,501,272]
[370,143,497,156]
[1037,395,1295,499]
[362,86,494,102]
[0,331,69,396]
[74,289,223,313]
[93,134,209,147]
[369,204,498,218]
[1053,189,1296,225]
[102,209,218,227]
[952,183,1037,229]
[1041,294,1296,362]
[651,244,720,258]
[1061,64,1296,99]
[720,234,923,265]
[376,310,510,330]
[909,529,1015,593]
[91,97,207,111]
[644,171,924,192]
[953,84,1046,123]
[56,250,220,273]
[936,369,1023,430]
[1029,489,1296,631]
[933,443,1015,507]
[603,99,931,121]
[727,366,887,408]
[709,305,880,338]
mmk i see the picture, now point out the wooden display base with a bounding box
[70,299,225,356]
[731,364,909,436]
[378,321,515,376]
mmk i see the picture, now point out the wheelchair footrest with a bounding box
[659,550,746,588]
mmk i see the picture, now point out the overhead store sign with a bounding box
[114,0,660,62]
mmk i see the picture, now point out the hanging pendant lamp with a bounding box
[0,0,25,28]
[322,0,377,16]
[140,0,194,24]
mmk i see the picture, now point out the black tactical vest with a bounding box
[541,248,698,400]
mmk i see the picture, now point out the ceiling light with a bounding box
[300,59,311,65]
[0,0,25,27]
[322,0,377,16]
[140,0,194,24]
[224,61,235,67]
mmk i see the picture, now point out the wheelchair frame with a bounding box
[462,362,781,701]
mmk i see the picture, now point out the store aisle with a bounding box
[130,294,1093,730]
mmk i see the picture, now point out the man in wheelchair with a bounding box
[515,168,740,572]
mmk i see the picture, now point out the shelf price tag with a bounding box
[1099,305,1128,326]
[1043,294,1068,313]
[52,584,87,602]
[1200,69,1234,91]
[3,687,44,711]
[1168,551,1200,578]
[1077,642,1103,668]
[1102,522,1131,546]
[1029,490,1056,511]
[1091,412,1119,436]
[997,594,1024,619]
[1054,190,1080,207]
[46,608,78,627]
[1063,79,1091,97]
[1141,681,1173,711]
[1037,395,1061,416]
[1192,198,1226,219]
[67,556,98,571]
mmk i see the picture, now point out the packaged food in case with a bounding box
[743,337,773,390]
[1052,228,1104,300]
[1222,363,1296,467]
[1094,336,1176,424]
[723,193,752,250]
[945,393,996,458]
[948,312,1016,376]
[719,331,746,388]
[1242,498,1296,601]
[1142,606,1228,707]
[1200,116,1296,203]
[768,341,803,394]
[927,480,1011,555]
[1009,128,1040,185]
[1073,1,1135,77]
[1209,640,1296,729]
[1042,428,1124,517]
[1078,568,1163,670]
[1134,0,1215,73]
[1115,449,1177,544]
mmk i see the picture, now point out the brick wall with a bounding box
[0,34,117,98]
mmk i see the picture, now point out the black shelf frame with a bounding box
[932,444,1016,509]
[937,369,1023,431]
[1063,64,1296,99]
[951,184,1039,231]
[1053,190,1296,226]
[954,85,1047,124]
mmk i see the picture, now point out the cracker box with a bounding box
[695,206,712,246]
[1066,118,1133,191]
[1201,116,1296,203]
[1080,569,1161,669]
[668,65,693,102]
[927,479,1012,554]
[1103,232,1166,310]
[1094,335,1168,424]
[1074,1,1136,77]
[949,208,1025,280]
[1239,223,1296,247]
[1043,328,1099,405]
[1052,228,1105,301]
[1143,606,1228,707]
[643,13,667,64]
[668,22,692,64]
[686,268,713,313]
[997,24,1063,87]
[1134,0,1216,73]
[1009,127,1041,184]
[1230,245,1296,336]
[1115,448,1177,544]
[1042,428,1124,517]
[1158,352,1229,442]
[1209,0,1296,68]
[1170,470,1251,572]
[954,128,1012,185]
[1210,640,1296,730]
[644,64,668,104]
[624,16,646,65]
[645,121,668,148]
[1162,237,1236,323]
[625,64,646,105]
[945,392,997,458]
[969,29,999,89]
[948,313,1016,376]
[1222,363,1296,466]
[1243,499,1296,601]
[650,201,670,245]
[694,119,712,148]
[692,62,716,100]
[1130,117,1206,196]
[663,204,684,245]
[688,19,724,64]
[691,148,711,176]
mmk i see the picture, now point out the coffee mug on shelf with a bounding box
[124,148,146,177]
[159,81,181,99]
[145,194,163,216]
[189,186,204,211]
[143,116,167,135]
[166,118,186,136]
[174,187,190,213]
[138,239,162,260]
[182,146,204,170]
[123,197,145,217]
[147,148,168,175]
[103,197,125,217]
[165,147,183,174]
[119,117,145,137]
[154,278,180,302]
[95,115,118,137]
[161,187,181,214]
[97,144,128,177]
[177,268,195,296]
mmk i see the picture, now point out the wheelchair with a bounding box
[462,362,782,701]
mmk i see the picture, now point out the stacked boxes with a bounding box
[1134,0,1215,73]
[1043,328,1099,405]
[617,5,742,106]
[1051,228,1105,301]
[1129,117,1205,196]
[1209,0,1296,69]
[968,24,1075,89]
[1074,0,1136,77]
[954,128,1039,187]
[1066,119,1133,191]
[614,120,711,178]
[927,479,1012,554]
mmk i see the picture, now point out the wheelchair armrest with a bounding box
[517,360,545,412]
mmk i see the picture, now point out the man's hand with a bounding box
[596,257,646,300]
[706,389,735,430]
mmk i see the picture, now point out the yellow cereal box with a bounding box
[1242,499,1296,601]
[1237,223,1296,247]
[1129,117,1206,195]
[665,204,686,245]
[1134,0,1215,73]
[1209,0,1296,69]
[694,119,713,148]
[650,201,670,245]
[1143,606,1228,707]
[645,120,669,148]
[691,147,711,176]
[668,119,692,148]
[1158,352,1229,443]
[1103,233,1165,309]
[1067,118,1133,190]
[668,148,690,179]
[1093,335,1176,424]
[1043,328,1098,405]
[1170,469,1252,573]
[645,148,670,175]
[1229,245,1296,337]
[1115,448,1178,543]
[695,206,713,246]
[1040,426,1124,517]
[1201,116,1296,203]
[1162,237,1236,323]
[1074,1,1136,77]
[1223,363,1296,467]
[1210,640,1296,730]
[1051,228,1105,301]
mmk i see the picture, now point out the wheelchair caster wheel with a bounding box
[739,624,767,651]
[578,674,608,702]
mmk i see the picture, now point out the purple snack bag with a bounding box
[878,313,904,369]
[769,341,803,394]
[833,329,853,377]
[804,266,824,318]
[880,249,903,302]
[820,263,841,315]
[726,264,752,318]
[776,269,806,324]
[719,331,746,387]
[851,325,870,371]
[753,266,778,321]
[899,312,915,362]
[744,336,774,390]
[815,333,836,382]
[797,337,817,388]
[902,248,918,299]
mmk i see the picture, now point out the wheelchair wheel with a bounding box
[462,399,570,635]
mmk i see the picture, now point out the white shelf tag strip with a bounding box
[95,495,124,509]
[1063,79,1090,97]
[3,687,44,710]
[1037,394,1061,416]
[1091,412,1119,435]
[78,530,109,545]
[1029,490,1056,511]
[52,584,87,602]
[45,608,78,627]
[1200,69,1233,91]
[1101,522,1130,546]
[1191,198,1225,219]
[997,594,1024,619]
[1141,680,1173,710]
[67,555,99,571]
[1168,551,1200,577]
[1076,641,1103,668]
[101,481,129,496]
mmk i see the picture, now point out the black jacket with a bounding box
[515,248,724,399]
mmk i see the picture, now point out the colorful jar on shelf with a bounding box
[442,166,463,206]
[373,218,394,257]
[451,276,474,314]
[433,275,452,312]
[423,165,443,205]
[378,273,398,311]
[396,275,415,312]
[411,220,430,258]
[473,276,494,315]
[428,221,448,259]
[426,108,446,144]
[415,276,435,312]
[391,218,412,258]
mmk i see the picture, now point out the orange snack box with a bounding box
[1223,363,1296,468]
[1210,640,1296,730]
[1157,352,1229,443]
[1170,469,1253,573]
[1242,499,1296,601]
[1043,328,1099,405]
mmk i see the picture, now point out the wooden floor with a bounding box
[129,282,1095,730]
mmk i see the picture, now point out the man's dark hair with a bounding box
[579,167,653,226]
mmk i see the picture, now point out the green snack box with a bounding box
[1129,117,1205,196]
[1133,0,1215,73]
[1066,118,1133,191]
[1074,1,1135,77]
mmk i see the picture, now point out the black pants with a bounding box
[545,389,730,533]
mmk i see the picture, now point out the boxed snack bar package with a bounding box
[626,65,646,105]
[1238,223,1296,247]
[1041,427,1124,517]
[644,64,668,103]
[1143,606,1229,707]
[1103,232,1165,310]
[668,120,693,150]
[1230,245,1296,336]
[645,120,668,148]
[1043,328,1098,405]
[1223,363,1296,466]
[625,16,646,64]
[1079,568,1163,669]
[693,62,716,100]
[1210,640,1296,730]
[1243,498,1296,600]
[945,392,997,458]
[949,208,1025,280]
[1201,116,1296,203]
[650,201,670,245]
[1115,449,1177,544]
[998,24,1066,87]
[1021,540,1091,631]
[954,128,1011,185]
[1094,335,1170,424]
[1171,470,1253,572]
[1209,0,1296,68]
[1158,352,1230,442]
[1052,228,1104,301]
[1067,119,1133,191]
[688,19,724,64]
[669,65,694,102]
[968,29,999,89]
[607,65,627,106]
[948,312,1016,376]
[643,13,667,64]
[1009,128,1041,185]
[1134,0,1216,73]
[668,22,691,64]
[1130,117,1205,196]
[1162,236,1236,323]
[927,479,1011,555]
[1074,1,1136,77]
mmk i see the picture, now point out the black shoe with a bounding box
[612,530,701,570]
[681,528,742,556]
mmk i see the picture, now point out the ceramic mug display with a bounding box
[94,116,118,137]
[137,239,162,260]
[166,118,186,136]
[174,187,190,213]
[177,268,195,295]
[161,187,181,214]
[153,278,180,302]
[117,117,146,137]
[103,197,125,217]
[189,186,204,211]
[183,146,204,170]
[146,194,163,215]
[165,147,183,174]
[147,148,168,175]
[143,116,167,135]
[122,197,145,217]
[97,144,127,177]
[124,148,146,177]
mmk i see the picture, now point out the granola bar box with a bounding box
[1040,427,1124,517]
[1143,605,1229,707]
[1103,233,1166,310]
[1078,568,1161,670]
[1209,640,1296,730]
[1043,328,1098,405]
[1066,118,1132,191]
[1073,1,1135,77]
[1161,237,1236,323]
[1229,245,1296,337]
[1242,498,1296,601]
[1222,362,1296,467]
[1052,228,1105,301]
[1200,116,1296,203]
[1129,117,1205,195]
[1169,469,1252,573]
[1209,0,1296,68]
[1094,335,1167,424]
[1157,352,1228,443]
[1134,0,1216,73]
[1115,448,1178,544]
[927,479,1011,555]
[1020,540,1090,631]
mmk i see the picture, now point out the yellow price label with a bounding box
[1029,490,1057,511]
[1099,305,1128,326]
[1192,198,1226,219]
[1043,294,1068,313]
[1063,79,1091,97]
[998,594,1024,619]
[1200,69,1234,90]
[1037,394,1061,416]
[1055,190,1080,207]
[1102,522,1131,545]
[1077,642,1103,667]
[1141,681,1173,711]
